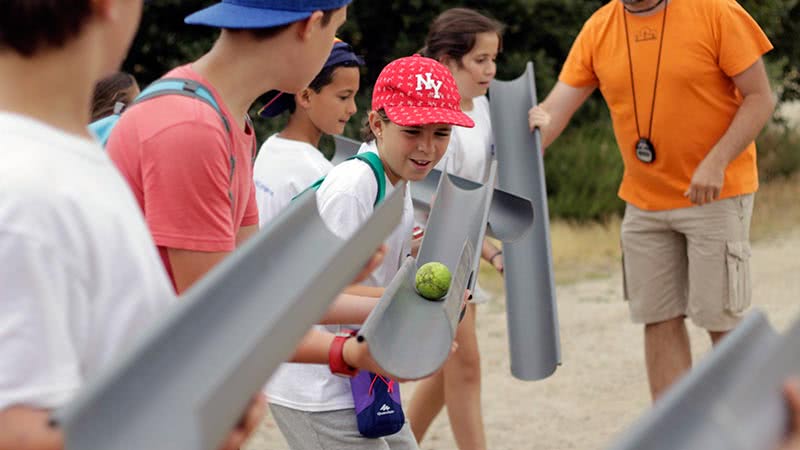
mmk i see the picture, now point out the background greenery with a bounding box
[123,0,800,221]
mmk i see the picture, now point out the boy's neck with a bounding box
[0,43,99,139]
[460,97,474,112]
[193,31,290,132]
[280,111,323,148]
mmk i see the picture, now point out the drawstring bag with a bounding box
[350,371,405,438]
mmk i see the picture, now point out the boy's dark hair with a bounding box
[283,60,361,114]
[0,0,93,57]
[224,9,336,41]
[360,109,390,142]
[91,72,139,121]
[420,8,504,67]
[309,60,359,92]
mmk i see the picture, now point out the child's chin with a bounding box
[407,169,433,182]
[327,125,346,136]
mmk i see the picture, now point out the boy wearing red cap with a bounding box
[268,54,474,450]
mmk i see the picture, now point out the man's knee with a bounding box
[644,316,688,340]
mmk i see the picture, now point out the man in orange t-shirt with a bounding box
[529,0,775,400]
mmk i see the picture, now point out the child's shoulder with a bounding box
[320,157,378,197]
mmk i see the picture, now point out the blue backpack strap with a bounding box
[135,78,231,134]
[136,78,238,212]
[88,77,232,147]
[88,114,120,145]
[294,152,387,206]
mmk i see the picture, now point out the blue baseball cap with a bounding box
[258,39,364,117]
[185,0,352,29]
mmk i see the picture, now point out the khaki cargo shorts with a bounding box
[620,194,754,331]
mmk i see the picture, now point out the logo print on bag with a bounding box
[377,403,395,416]
[415,73,442,99]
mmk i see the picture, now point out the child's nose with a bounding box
[418,136,434,153]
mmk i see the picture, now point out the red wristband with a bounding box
[329,331,359,378]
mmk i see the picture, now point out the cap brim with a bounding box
[384,106,475,128]
[258,91,294,117]
[185,3,312,29]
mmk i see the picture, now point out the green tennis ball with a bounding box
[415,262,452,301]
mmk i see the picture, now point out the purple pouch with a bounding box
[350,371,405,438]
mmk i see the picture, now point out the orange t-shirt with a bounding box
[559,0,773,210]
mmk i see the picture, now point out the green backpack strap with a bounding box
[296,152,387,206]
[352,152,386,206]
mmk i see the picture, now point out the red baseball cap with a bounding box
[372,55,475,128]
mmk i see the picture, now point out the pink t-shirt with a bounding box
[108,65,259,289]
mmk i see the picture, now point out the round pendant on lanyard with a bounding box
[623,0,668,164]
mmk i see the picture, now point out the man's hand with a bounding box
[490,253,504,273]
[352,245,387,284]
[779,379,800,450]
[217,394,266,450]
[528,105,552,132]
[685,153,726,205]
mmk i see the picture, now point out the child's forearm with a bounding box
[318,293,379,325]
[0,406,63,450]
[288,328,335,364]
[343,284,384,298]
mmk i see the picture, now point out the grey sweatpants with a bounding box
[269,403,419,450]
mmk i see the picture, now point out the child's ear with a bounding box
[91,0,115,20]
[368,111,385,142]
[296,11,325,41]
[440,55,459,72]
[295,88,314,109]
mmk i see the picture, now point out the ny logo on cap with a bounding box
[415,73,442,99]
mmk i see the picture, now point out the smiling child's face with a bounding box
[371,113,452,184]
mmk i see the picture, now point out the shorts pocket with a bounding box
[725,241,752,313]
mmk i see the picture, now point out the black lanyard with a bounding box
[622,0,668,163]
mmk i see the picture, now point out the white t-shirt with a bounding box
[253,134,333,225]
[254,134,339,410]
[433,96,495,303]
[0,113,175,412]
[435,95,494,183]
[266,141,414,411]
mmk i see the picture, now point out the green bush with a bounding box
[756,124,800,182]
[123,1,799,222]
[544,118,625,222]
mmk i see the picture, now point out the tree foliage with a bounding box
[123,0,800,221]
[126,0,799,110]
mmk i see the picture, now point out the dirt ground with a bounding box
[244,226,800,450]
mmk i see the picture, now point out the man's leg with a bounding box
[681,194,755,348]
[621,203,690,402]
[709,330,728,345]
[645,316,692,400]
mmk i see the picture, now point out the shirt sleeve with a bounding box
[716,0,773,77]
[559,19,600,88]
[241,176,260,228]
[0,230,83,411]
[140,121,237,252]
[317,190,373,242]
